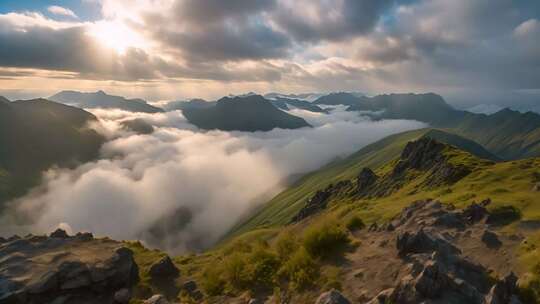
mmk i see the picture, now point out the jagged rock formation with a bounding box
[356,137,472,198]
[0,230,139,304]
[356,168,378,194]
[350,200,524,304]
[291,138,476,224]
[291,181,352,222]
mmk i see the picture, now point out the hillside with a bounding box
[313,92,371,108]
[343,93,540,159]
[270,97,328,113]
[182,95,311,131]
[192,137,540,303]
[227,128,497,236]
[0,98,104,204]
[50,90,164,113]
[452,109,540,160]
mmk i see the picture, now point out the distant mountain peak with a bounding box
[49,90,163,113]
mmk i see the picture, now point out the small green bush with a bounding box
[303,222,350,258]
[223,252,249,290]
[201,265,225,296]
[274,231,299,260]
[487,205,522,226]
[345,216,365,231]
[245,248,281,290]
[279,248,319,290]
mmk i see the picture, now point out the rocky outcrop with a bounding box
[364,200,523,304]
[291,181,352,222]
[485,273,521,304]
[0,232,139,304]
[315,289,351,304]
[149,256,180,279]
[396,229,460,257]
[357,168,378,194]
[482,230,502,249]
[393,137,471,187]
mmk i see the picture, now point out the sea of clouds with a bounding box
[3,106,425,253]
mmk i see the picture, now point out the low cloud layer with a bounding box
[4,108,424,253]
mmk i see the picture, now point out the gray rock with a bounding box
[182,280,197,293]
[357,168,378,193]
[149,256,179,279]
[75,232,94,241]
[50,229,69,238]
[26,271,58,294]
[114,288,131,304]
[144,294,169,304]
[485,273,520,304]
[315,289,351,304]
[481,230,502,249]
[396,229,460,257]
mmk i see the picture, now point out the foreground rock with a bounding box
[0,231,139,304]
[315,289,351,304]
[363,200,523,304]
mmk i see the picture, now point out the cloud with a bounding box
[3,108,425,253]
[1,0,540,109]
[47,6,79,19]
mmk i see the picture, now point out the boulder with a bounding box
[182,280,197,293]
[315,289,351,304]
[75,232,94,241]
[396,229,459,257]
[144,294,169,304]
[357,168,378,192]
[149,256,180,279]
[485,273,520,304]
[462,202,489,224]
[414,261,448,298]
[50,229,69,238]
[481,230,502,249]
[114,288,131,304]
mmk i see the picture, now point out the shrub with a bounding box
[221,246,280,291]
[245,248,281,290]
[201,265,225,296]
[279,248,319,290]
[303,222,350,258]
[274,231,299,260]
[223,252,249,290]
[345,215,365,231]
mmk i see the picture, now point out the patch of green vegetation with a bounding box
[345,215,365,231]
[303,221,349,259]
[124,241,167,298]
[279,247,320,290]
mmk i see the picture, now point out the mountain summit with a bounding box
[182,95,311,131]
[50,90,163,113]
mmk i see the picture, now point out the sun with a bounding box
[89,20,147,55]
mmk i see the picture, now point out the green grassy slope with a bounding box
[227,128,497,238]
[450,109,540,160]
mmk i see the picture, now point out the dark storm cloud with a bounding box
[271,0,395,42]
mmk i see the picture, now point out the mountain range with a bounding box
[50,90,164,113]
[1,90,540,303]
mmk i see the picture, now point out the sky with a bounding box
[0,0,539,109]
